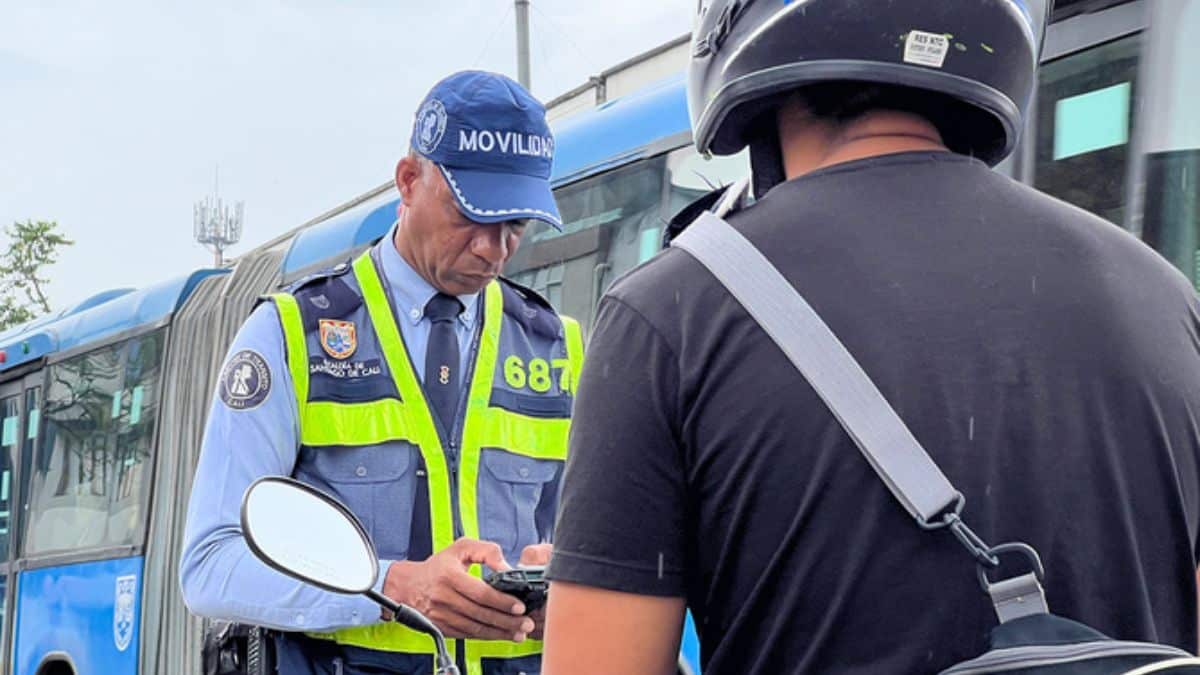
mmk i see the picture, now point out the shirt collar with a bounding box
[374,224,480,330]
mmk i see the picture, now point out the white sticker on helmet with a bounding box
[904,30,951,69]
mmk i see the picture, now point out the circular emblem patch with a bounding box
[219,349,272,410]
[415,99,448,154]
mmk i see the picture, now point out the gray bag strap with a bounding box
[670,180,1048,622]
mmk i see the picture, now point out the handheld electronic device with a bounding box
[486,566,548,613]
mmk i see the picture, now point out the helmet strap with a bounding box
[749,122,786,200]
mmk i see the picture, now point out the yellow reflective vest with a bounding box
[269,249,582,674]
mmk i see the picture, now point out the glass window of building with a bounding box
[1137,3,1200,290]
[1034,35,1141,226]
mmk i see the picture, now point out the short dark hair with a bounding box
[788,81,1007,161]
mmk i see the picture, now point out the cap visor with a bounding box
[437,164,563,230]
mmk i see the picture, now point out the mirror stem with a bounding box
[365,590,459,674]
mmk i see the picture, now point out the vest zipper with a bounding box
[446,302,484,543]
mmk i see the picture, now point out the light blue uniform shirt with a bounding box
[179,227,480,632]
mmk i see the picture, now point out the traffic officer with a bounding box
[544,1,1200,673]
[181,70,583,675]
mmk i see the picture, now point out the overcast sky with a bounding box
[0,0,693,309]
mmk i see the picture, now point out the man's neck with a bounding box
[779,110,948,180]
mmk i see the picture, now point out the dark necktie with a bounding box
[410,293,463,562]
[423,293,464,431]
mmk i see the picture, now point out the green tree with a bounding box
[0,220,74,330]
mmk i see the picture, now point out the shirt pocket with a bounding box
[296,442,417,559]
[477,449,558,564]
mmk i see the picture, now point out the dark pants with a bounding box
[273,633,541,675]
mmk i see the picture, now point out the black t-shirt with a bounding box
[548,151,1200,674]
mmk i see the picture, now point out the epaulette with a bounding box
[261,261,361,332]
[497,277,562,340]
[283,260,354,294]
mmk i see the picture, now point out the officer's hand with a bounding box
[519,544,553,640]
[518,543,552,566]
[384,538,534,642]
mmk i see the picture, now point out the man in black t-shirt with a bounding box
[542,2,1200,674]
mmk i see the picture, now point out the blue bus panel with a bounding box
[551,75,690,185]
[280,192,398,277]
[13,556,144,675]
[680,611,702,673]
[0,269,223,375]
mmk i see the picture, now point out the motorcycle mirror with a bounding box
[240,476,459,674]
[241,476,378,595]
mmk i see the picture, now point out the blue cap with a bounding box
[411,71,562,230]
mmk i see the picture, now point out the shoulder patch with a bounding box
[498,278,561,339]
[219,349,273,410]
[287,266,363,333]
[285,261,353,291]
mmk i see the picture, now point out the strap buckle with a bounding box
[915,494,998,569]
[942,512,1001,569]
[938,512,1050,623]
[977,543,1049,623]
[976,542,1045,590]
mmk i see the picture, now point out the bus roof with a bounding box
[280,74,692,279]
[0,269,225,373]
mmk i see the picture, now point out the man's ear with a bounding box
[395,156,421,201]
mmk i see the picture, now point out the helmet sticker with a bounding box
[904,30,951,69]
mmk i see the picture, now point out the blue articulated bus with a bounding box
[0,0,1195,672]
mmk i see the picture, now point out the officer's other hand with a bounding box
[519,544,552,639]
[384,537,535,642]
[518,543,552,567]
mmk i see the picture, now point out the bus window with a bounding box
[109,331,163,543]
[510,157,670,330]
[509,147,751,331]
[520,263,565,309]
[665,147,752,235]
[1137,2,1200,289]
[1034,35,1141,226]
[23,329,165,556]
[0,394,17,561]
[24,343,122,554]
[18,386,40,551]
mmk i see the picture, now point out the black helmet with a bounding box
[688,0,1052,166]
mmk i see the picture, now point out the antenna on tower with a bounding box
[515,0,531,89]
[194,166,244,267]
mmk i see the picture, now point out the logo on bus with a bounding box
[114,574,137,652]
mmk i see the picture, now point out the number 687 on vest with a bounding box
[504,355,573,394]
